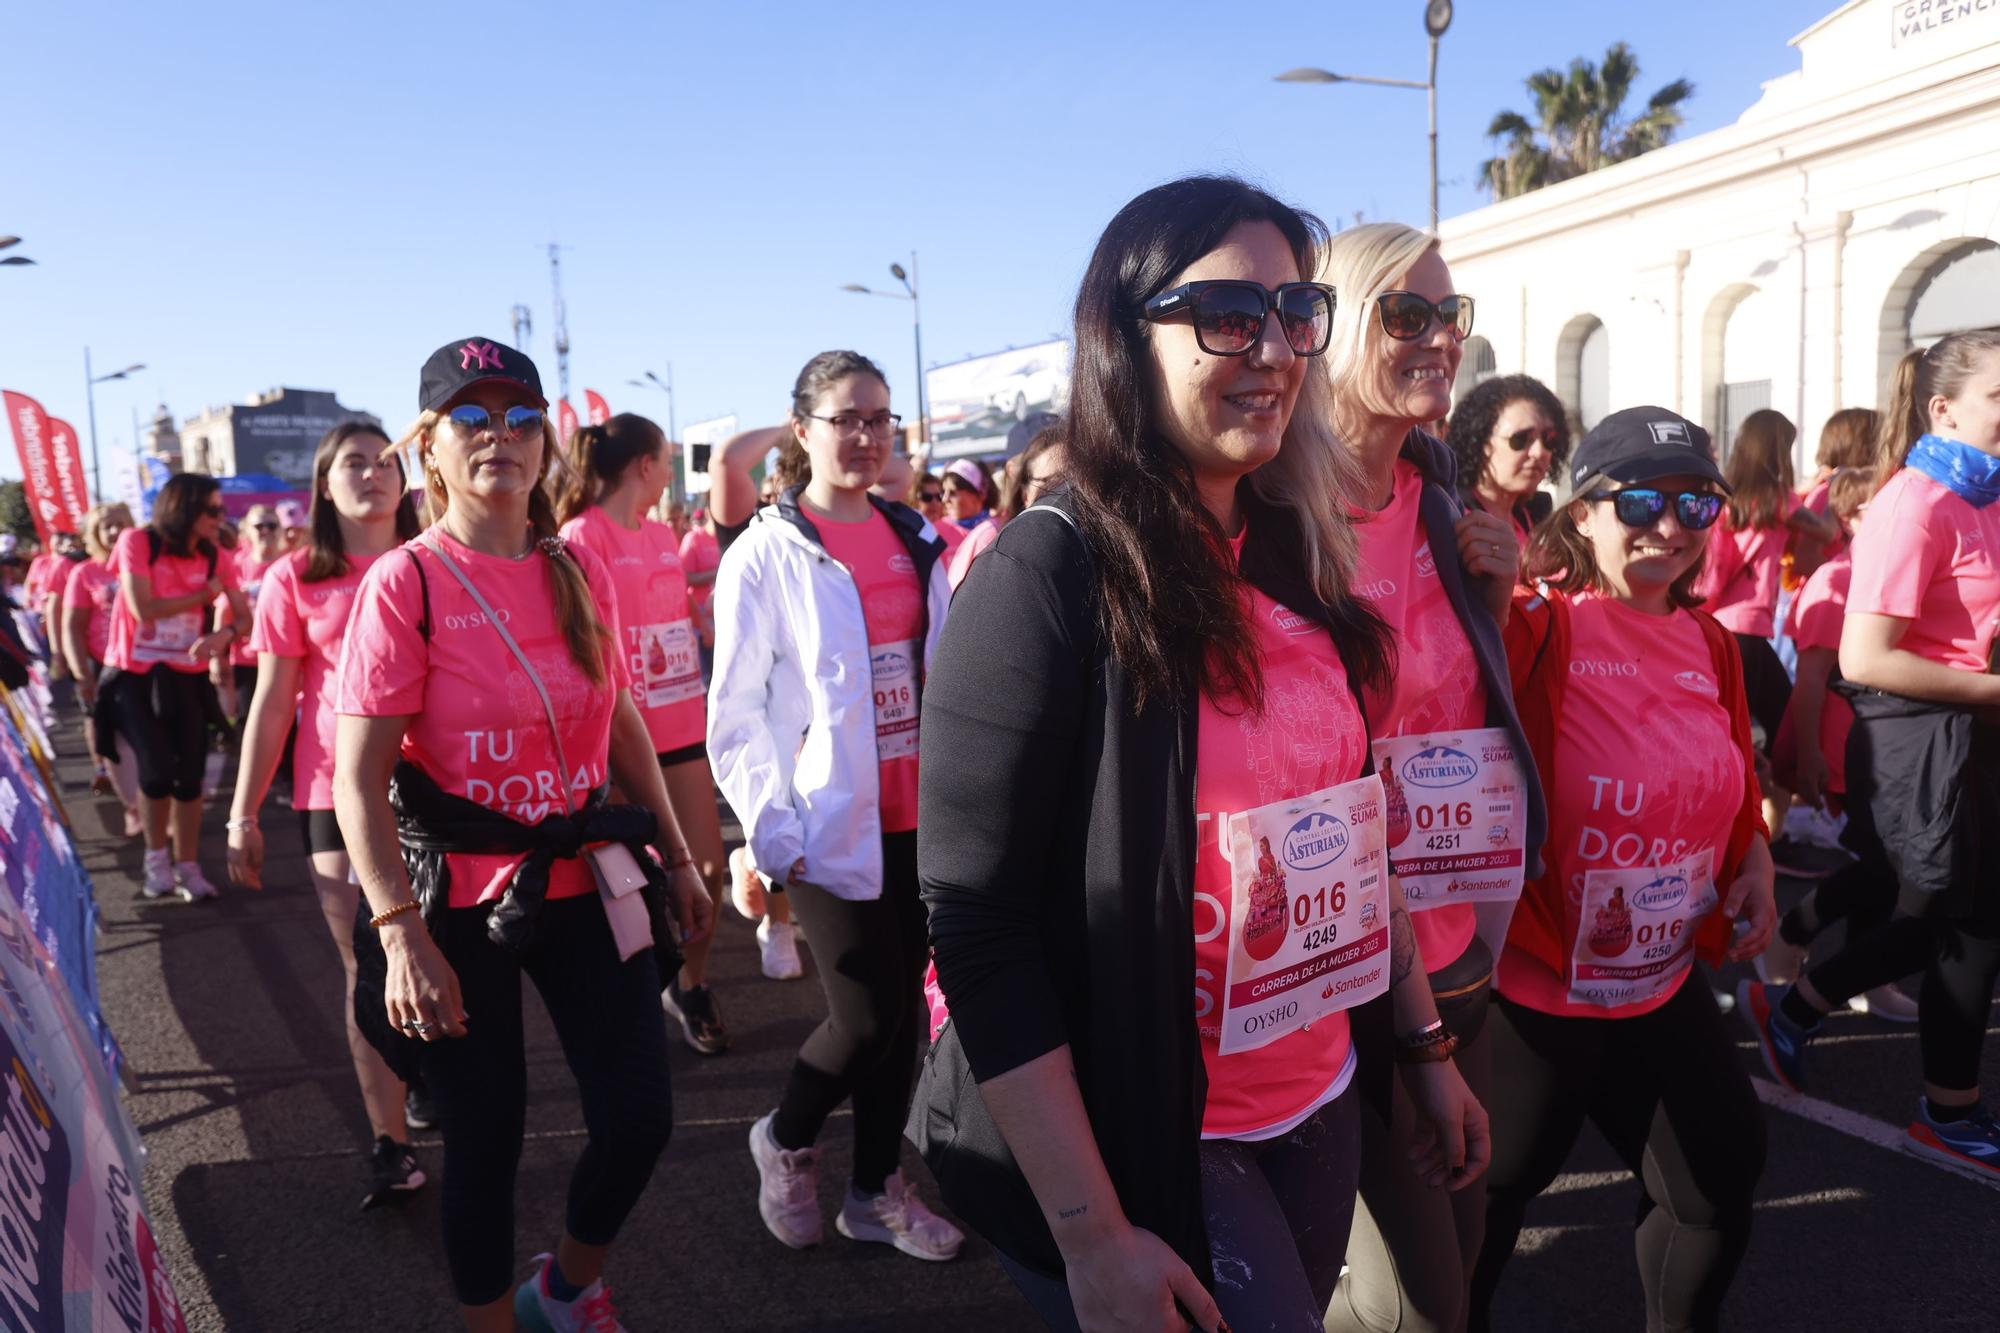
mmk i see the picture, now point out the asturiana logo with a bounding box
[1270,605,1318,637]
[1634,872,1689,912]
[1402,745,1478,789]
[1673,670,1716,695]
[1282,811,1349,871]
[888,554,917,574]
[872,648,911,679]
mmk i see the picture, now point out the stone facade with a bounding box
[179,388,380,485]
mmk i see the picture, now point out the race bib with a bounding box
[1371,727,1527,911]
[635,619,703,708]
[1568,849,1718,1009]
[1219,773,1391,1055]
[870,639,919,761]
[132,610,201,665]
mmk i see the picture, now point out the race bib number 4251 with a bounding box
[1370,727,1526,912]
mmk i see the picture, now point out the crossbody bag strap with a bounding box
[419,536,574,796]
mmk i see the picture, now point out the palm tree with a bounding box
[1481,43,1694,200]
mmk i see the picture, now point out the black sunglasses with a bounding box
[1502,426,1561,453]
[1376,291,1475,342]
[1142,280,1337,357]
[252,521,279,532]
[201,503,227,518]
[1596,488,1724,531]
[918,489,943,503]
[446,404,545,437]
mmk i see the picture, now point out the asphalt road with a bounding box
[59,718,1996,1332]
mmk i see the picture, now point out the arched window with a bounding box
[1453,336,1497,404]
[1878,238,2000,399]
[1557,316,1608,431]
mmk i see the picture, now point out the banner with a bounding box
[558,399,580,444]
[44,419,89,536]
[925,340,1069,462]
[2,393,61,545]
[584,390,610,426]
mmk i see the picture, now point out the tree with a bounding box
[0,483,37,545]
[1480,43,1694,201]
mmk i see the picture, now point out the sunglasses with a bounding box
[445,404,545,437]
[1376,291,1475,342]
[202,503,227,518]
[1596,488,1724,531]
[1502,426,1561,453]
[1142,280,1337,357]
[918,489,943,503]
[252,521,279,532]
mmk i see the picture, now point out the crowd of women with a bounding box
[36,172,2000,1332]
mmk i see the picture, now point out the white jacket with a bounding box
[707,493,952,901]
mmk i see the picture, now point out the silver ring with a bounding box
[415,1021,438,1035]
[399,1018,420,1032]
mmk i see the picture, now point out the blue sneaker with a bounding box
[1737,979,1815,1093]
[515,1253,626,1333]
[1907,1101,2000,1179]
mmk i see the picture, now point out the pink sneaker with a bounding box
[514,1253,625,1332]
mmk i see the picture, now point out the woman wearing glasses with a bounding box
[334,337,709,1330]
[103,472,247,902]
[1447,374,1570,557]
[708,349,964,1263]
[63,503,140,835]
[214,503,289,721]
[920,177,1485,1332]
[1473,407,1774,1333]
[1319,224,1546,1333]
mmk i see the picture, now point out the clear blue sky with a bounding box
[1,0,1836,482]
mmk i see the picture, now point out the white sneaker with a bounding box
[729,846,767,920]
[141,849,175,900]
[758,918,805,981]
[1849,985,1921,1023]
[175,861,220,903]
[748,1111,822,1248]
[513,1252,626,1332]
[835,1170,964,1262]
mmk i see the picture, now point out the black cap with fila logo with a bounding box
[1569,406,1731,494]
[419,336,548,413]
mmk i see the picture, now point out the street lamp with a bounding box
[0,236,34,268]
[85,350,146,501]
[841,252,927,443]
[626,366,676,442]
[1277,0,1453,231]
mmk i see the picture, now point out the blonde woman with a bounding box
[64,503,139,832]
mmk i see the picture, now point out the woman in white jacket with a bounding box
[708,349,963,1263]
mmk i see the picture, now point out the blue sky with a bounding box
[1,0,1837,482]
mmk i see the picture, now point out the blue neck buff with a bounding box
[1906,433,2000,509]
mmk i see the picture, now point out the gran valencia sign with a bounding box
[1893,0,2000,46]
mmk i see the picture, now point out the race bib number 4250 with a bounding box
[1568,849,1718,1009]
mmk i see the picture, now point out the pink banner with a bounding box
[584,389,611,426]
[558,398,580,443]
[3,391,61,544]
[45,417,90,533]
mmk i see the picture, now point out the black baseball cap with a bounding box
[1569,406,1730,495]
[418,336,548,413]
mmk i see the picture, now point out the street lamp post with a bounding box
[85,349,146,502]
[1276,0,1454,231]
[627,366,677,442]
[841,251,927,443]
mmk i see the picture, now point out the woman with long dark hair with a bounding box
[226,421,427,1209]
[918,176,1486,1332]
[103,471,248,901]
[556,412,732,1055]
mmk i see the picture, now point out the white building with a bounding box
[1440,0,2000,465]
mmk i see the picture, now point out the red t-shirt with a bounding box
[1352,459,1485,972]
[679,527,722,646]
[1696,495,1802,638]
[223,550,282,667]
[106,527,227,675]
[561,509,705,754]
[252,549,380,811]
[63,559,117,663]
[1845,468,2000,672]
[815,509,924,833]
[1194,551,1367,1138]
[334,527,630,908]
[1498,593,1744,1019]
[1780,553,1854,794]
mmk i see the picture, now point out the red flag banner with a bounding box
[584,390,611,426]
[558,399,580,443]
[45,417,90,533]
[2,391,61,544]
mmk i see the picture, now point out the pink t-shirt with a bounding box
[334,527,630,908]
[24,554,59,609]
[561,509,705,754]
[947,517,1001,590]
[106,527,226,675]
[1498,593,1745,1019]
[679,527,722,646]
[63,559,117,663]
[223,550,282,667]
[1195,558,1367,1139]
[935,521,969,560]
[1352,459,1486,972]
[1845,468,2000,672]
[1696,495,1803,638]
[252,549,380,811]
[816,509,924,833]
[1781,554,1855,795]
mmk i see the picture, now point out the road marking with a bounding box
[1750,1077,2000,1193]
[1735,1025,2000,1050]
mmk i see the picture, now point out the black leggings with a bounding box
[769,830,927,1194]
[418,895,674,1306]
[106,668,209,801]
[1735,633,1792,752]
[1472,981,1766,1333]
[1780,826,1898,949]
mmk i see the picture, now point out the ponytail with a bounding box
[1875,347,1927,493]
[1876,331,2000,494]
[554,414,669,527]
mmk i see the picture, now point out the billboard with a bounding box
[924,339,1068,461]
[223,390,377,487]
[682,415,737,498]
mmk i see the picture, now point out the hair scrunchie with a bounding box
[536,534,569,560]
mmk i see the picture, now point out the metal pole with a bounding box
[665,363,676,443]
[1427,36,1440,232]
[84,348,102,501]
[910,252,927,443]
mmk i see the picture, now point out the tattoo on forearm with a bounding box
[1057,1204,1088,1221]
[1390,906,1417,985]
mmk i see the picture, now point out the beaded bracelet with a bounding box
[369,901,420,929]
